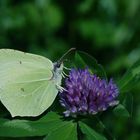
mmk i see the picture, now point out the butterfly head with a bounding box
[53,48,76,89]
[53,62,63,86]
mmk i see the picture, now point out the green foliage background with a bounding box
[0,0,140,139]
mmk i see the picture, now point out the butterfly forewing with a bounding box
[0,49,61,117]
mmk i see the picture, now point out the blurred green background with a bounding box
[0,0,140,139]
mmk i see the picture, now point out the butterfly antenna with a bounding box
[57,48,76,66]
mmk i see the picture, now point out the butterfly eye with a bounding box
[56,63,61,68]
[54,62,61,71]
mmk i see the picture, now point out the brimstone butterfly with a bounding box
[0,48,75,117]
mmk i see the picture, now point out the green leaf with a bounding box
[118,58,140,92]
[79,121,107,140]
[122,93,133,117]
[113,104,130,117]
[75,52,87,68]
[0,112,64,137]
[43,121,77,140]
[74,51,107,79]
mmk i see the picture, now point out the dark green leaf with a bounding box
[113,104,130,117]
[43,121,77,140]
[79,121,107,140]
[74,51,107,79]
[75,52,87,68]
[122,93,133,117]
[118,59,140,92]
[0,112,64,137]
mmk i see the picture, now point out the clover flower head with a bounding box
[60,68,119,117]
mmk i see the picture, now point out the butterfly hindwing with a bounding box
[0,79,58,117]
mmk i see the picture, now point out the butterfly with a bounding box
[0,48,75,117]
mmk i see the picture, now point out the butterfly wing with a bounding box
[0,49,60,117]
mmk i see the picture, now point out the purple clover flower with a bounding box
[60,68,119,117]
